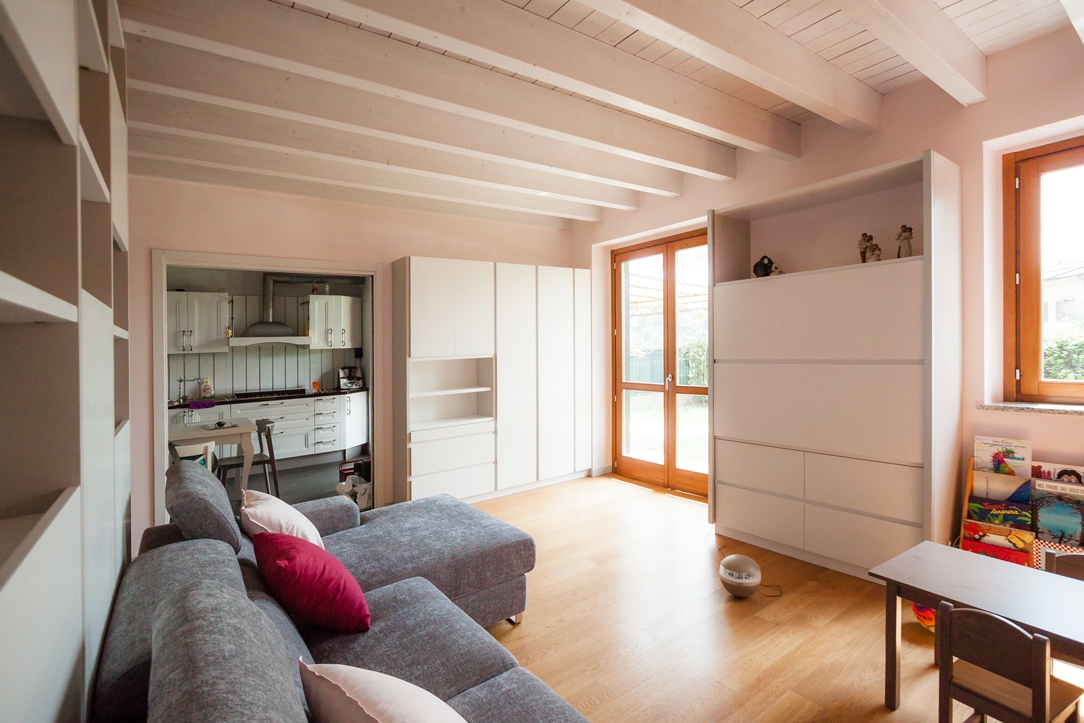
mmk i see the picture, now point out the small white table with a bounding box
[169,417,258,490]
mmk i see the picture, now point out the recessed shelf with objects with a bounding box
[710,150,962,579]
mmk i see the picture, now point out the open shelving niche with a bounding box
[407,356,495,434]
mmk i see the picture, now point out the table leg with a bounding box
[933,604,940,667]
[239,433,254,492]
[885,582,902,710]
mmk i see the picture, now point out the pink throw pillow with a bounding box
[300,662,468,723]
[254,532,371,633]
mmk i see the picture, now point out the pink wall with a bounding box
[574,26,1084,474]
[128,176,573,546]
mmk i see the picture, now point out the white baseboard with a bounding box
[591,466,613,477]
[714,525,877,583]
[462,470,589,504]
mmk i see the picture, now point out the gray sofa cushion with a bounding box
[324,494,535,601]
[293,496,360,536]
[148,580,307,723]
[164,461,242,552]
[94,539,245,723]
[304,577,517,702]
[448,668,590,723]
[137,523,186,555]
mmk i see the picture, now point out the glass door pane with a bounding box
[675,394,709,473]
[623,254,664,384]
[1041,164,1084,381]
[674,245,709,386]
[623,390,664,463]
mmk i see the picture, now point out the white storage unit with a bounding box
[309,294,362,350]
[341,391,368,450]
[166,291,229,354]
[393,256,590,502]
[711,151,962,577]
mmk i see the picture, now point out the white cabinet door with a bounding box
[573,268,591,472]
[341,296,362,348]
[343,391,368,449]
[166,292,189,354]
[537,266,575,481]
[496,264,537,490]
[271,427,312,459]
[309,295,341,350]
[187,292,229,353]
[410,257,455,358]
[453,260,494,356]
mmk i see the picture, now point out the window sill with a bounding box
[978,402,1084,417]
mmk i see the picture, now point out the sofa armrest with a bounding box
[138,523,187,555]
[292,496,360,537]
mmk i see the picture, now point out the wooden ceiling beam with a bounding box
[128,89,640,210]
[833,0,986,105]
[128,131,605,221]
[575,0,883,135]
[119,0,735,179]
[307,0,800,160]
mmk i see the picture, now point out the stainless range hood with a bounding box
[232,274,311,347]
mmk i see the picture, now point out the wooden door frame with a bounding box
[611,229,709,496]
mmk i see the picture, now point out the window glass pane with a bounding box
[623,254,664,383]
[674,245,709,387]
[623,390,663,464]
[1041,164,1084,381]
[676,394,708,473]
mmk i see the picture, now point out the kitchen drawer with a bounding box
[169,407,230,425]
[715,439,804,498]
[411,462,495,501]
[313,440,339,455]
[716,483,804,550]
[313,409,340,425]
[410,420,494,444]
[804,505,923,570]
[313,424,340,444]
[260,413,312,431]
[805,453,923,524]
[314,396,339,412]
[270,428,312,459]
[410,433,494,477]
[233,398,314,417]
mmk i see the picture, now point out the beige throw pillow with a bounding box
[240,489,325,549]
[299,662,468,723]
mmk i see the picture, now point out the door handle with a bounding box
[188,330,194,352]
[665,373,673,390]
[341,329,346,347]
[327,328,333,347]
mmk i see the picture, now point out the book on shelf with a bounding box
[973,436,1031,477]
[1030,462,1084,486]
[1034,478,1084,546]
[972,471,1032,503]
[962,519,1034,554]
[961,538,1031,566]
[967,497,1032,530]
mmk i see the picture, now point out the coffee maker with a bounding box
[338,366,364,391]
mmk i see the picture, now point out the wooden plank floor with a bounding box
[475,475,972,723]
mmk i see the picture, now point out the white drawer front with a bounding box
[804,505,922,570]
[261,413,312,431]
[270,428,312,459]
[313,424,340,444]
[314,396,339,412]
[714,362,923,465]
[410,433,494,477]
[313,409,340,425]
[233,398,314,417]
[411,463,495,500]
[715,440,804,498]
[313,440,339,455]
[716,483,804,550]
[410,420,495,444]
[805,454,923,524]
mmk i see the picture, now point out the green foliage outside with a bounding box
[1044,336,1084,380]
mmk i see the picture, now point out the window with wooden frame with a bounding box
[1005,135,1084,403]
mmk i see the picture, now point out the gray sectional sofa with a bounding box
[93,461,588,723]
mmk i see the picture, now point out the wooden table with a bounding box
[869,541,1084,710]
[168,417,257,490]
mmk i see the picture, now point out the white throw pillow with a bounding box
[300,662,468,723]
[240,489,325,549]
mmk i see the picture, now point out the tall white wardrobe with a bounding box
[392,257,590,502]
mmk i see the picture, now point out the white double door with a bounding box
[167,292,229,354]
[496,263,590,490]
[310,295,362,350]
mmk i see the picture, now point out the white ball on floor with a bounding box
[719,554,761,598]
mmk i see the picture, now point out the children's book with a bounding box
[1030,462,1084,485]
[961,538,1031,566]
[967,497,1032,530]
[973,436,1031,477]
[1034,479,1084,546]
[972,471,1032,503]
[961,520,1034,553]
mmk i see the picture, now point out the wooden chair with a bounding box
[1045,550,1084,581]
[939,601,1083,723]
[216,419,280,497]
[172,441,216,471]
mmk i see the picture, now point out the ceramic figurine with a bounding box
[858,233,873,263]
[770,264,784,275]
[866,243,882,262]
[896,225,913,258]
[752,256,775,277]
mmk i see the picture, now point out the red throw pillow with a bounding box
[253,532,371,633]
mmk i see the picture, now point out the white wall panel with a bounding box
[453,260,494,356]
[713,258,924,362]
[804,505,922,570]
[537,266,575,481]
[714,362,923,464]
[715,439,804,498]
[410,257,455,358]
[496,263,537,490]
[805,453,923,525]
[716,483,804,549]
[574,268,591,472]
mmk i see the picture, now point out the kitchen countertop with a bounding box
[169,387,367,410]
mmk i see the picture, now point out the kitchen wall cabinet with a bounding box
[309,294,362,350]
[167,291,228,354]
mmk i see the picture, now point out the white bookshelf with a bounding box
[0,269,79,324]
[410,415,495,433]
[79,124,109,202]
[410,386,493,398]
